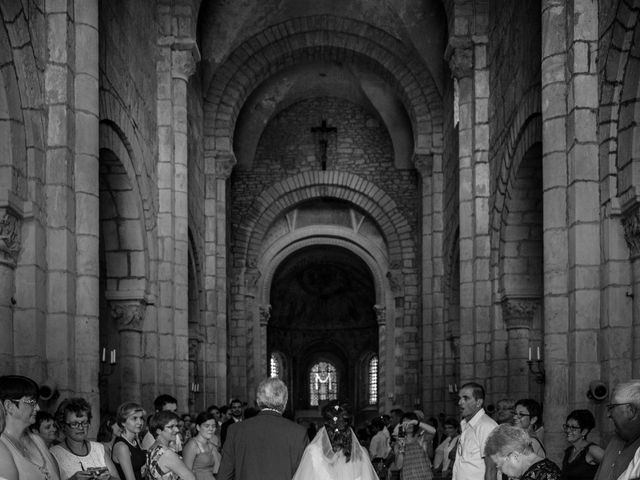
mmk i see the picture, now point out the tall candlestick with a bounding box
[101,347,106,363]
[536,346,540,361]
[528,347,532,361]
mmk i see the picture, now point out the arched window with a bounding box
[368,355,378,405]
[309,361,337,406]
[270,353,281,378]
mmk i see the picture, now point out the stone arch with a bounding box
[203,15,443,156]
[238,171,416,269]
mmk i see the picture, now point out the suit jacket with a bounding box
[221,417,240,446]
[217,410,309,480]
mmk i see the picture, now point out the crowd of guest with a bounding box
[2,374,640,480]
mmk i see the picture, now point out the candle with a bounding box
[528,347,532,361]
[101,348,106,363]
[536,346,540,361]
[454,384,458,392]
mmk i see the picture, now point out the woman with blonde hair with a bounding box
[112,402,146,480]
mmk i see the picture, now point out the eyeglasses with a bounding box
[606,403,631,412]
[512,412,530,418]
[66,421,91,429]
[11,398,38,408]
[562,424,581,432]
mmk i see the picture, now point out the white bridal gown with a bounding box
[293,427,379,480]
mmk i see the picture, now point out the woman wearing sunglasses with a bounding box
[561,410,603,480]
[50,398,119,480]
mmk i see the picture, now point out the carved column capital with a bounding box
[0,207,21,267]
[501,296,539,330]
[413,153,433,178]
[373,305,386,325]
[622,205,640,259]
[215,151,237,179]
[259,304,271,326]
[109,299,146,332]
[445,37,474,79]
[171,42,200,81]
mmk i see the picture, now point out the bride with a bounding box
[293,401,378,480]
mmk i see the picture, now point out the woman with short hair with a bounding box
[513,399,545,458]
[31,411,59,448]
[111,402,147,480]
[485,424,560,480]
[50,397,119,480]
[0,375,60,480]
[146,411,195,480]
[561,410,603,480]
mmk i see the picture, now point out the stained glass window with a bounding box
[309,361,337,406]
[270,354,280,378]
[368,356,378,404]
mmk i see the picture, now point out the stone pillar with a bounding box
[446,35,492,385]
[258,304,271,381]
[501,297,539,399]
[204,151,235,403]
[373,304,388,411]
[622,209,640,377]
[0,198,22,371]
[110,298,146,403]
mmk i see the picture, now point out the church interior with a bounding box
[1,0,640,461]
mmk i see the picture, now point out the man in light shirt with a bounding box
[452,382,497,480]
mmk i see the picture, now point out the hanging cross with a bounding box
[311,119,337,170]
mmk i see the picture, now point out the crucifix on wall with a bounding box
[311,119,337,170]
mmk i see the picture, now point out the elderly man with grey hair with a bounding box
[594,380,640,480]
[217,377,309,480]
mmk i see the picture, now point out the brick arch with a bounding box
[203,15,443,156]
[237,171,416,268]
[99,90,157,232]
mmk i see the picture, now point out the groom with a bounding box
[217,377,309,480]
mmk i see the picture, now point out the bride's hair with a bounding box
[321,401,353,462]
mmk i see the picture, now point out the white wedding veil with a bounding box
[293,426,379,480]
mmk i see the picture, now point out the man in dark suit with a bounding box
[220,398,244,446]
[217,377,309,480]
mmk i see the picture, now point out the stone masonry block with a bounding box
[105,251,128,278]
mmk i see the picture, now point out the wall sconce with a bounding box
[100,347,117,377]
[190,382,201,393]
[448,383,458,400]
[527,346,545,384]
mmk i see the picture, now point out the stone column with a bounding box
[258,304,271,381]
[501,297,539,399]
[0,199,22,371]
[622,209,640,377]
[374,304,389,411]
[446,35,492,385]
[110,298,146,403]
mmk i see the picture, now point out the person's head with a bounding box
[443,417,459,438]
[322,401,354,462]
[458,382,485,421]
[181,413,193,429]
[229,398,244,418]
[513,399,542,432]
[495,399,516,424]
[0,375,40,429]
[32,411,57,445]
[219,405,230,421]
[370,416,385,433]
[116,401,146,435]
[149,411,180,441]
[194,412,217,441]
[55,397,92,443]
[564,409,596,444]
[206,405,221,422]
[608,380,640,441]
[401,412,420,438]
[97,412,120,443]
[256,377,288,413]
[484,424,535,478]
[154,394,177,413]
[389,408,404,428]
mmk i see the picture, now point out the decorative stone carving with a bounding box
[215,152,236,179]
[413,154,433,178]
[245,267,261,289]
[445,38,473,79]
[0,208,21,267]
[110,300,146,332]
[501,296,539,330]
[622,206,640,259]
[373,305,386,325]
[259,304,271,326]
[171,42,200,81]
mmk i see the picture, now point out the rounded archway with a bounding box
[268,244,378,415]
